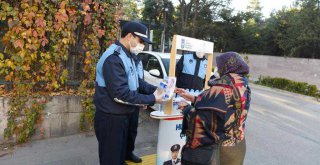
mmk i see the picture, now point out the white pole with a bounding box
[149,30,153,51]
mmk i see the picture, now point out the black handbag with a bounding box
[181,144,220,165]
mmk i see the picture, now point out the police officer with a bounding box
[94,21,164,165]
[175,52,208,91]
[163,144,181,165]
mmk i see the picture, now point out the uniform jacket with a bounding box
[176,53,207,91]
[94,41,156,115]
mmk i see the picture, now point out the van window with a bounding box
[146,56,163,78]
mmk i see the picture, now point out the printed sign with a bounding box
[175,35,214,53]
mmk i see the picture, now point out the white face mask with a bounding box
[196,52,205,58]
[129,37,145,55]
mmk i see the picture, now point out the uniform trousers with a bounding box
[126,108,140,157]
[94,110,129,165]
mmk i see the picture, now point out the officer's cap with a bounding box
[170,144,181,152]
[122,21,153,44]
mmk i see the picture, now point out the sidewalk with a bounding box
[0,109,159,165]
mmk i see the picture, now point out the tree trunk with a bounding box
[191,0,200,37]
[178,0,195,35]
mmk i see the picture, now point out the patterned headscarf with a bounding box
[216,52,249,76]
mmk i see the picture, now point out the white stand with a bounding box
[150,111,186,165]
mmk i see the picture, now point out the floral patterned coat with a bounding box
[181,73,251,148]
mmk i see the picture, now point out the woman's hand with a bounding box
[175,88,195,103]
[178,101,189,111]
[175,88,185,95]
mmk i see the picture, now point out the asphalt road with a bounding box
[0,84,319,165]
[245,84,320,165]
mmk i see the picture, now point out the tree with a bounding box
[174,0,230,38]
[274,0,320,58]
[138,0,319,59]
[235,0,264,54]
[121,0,140,20]
[212,1,265,54]
[292,0,320,58]
[259,13,283,56]
[247,0,263,22]
[142,0,174,51]
[213,9,245,52]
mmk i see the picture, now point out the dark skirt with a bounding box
[220,138,246,165]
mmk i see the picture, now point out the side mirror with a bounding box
[149,69,161,77]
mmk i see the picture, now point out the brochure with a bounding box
[159,77,176,101]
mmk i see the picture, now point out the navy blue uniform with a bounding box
[94,41,156,165]
[176,53,208,91]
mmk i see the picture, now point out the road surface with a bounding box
[245,84,320,165]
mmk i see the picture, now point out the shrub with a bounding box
[257,76,320,98]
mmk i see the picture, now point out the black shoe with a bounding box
[126,153,142,163]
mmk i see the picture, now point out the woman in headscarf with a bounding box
[176,52,251,165]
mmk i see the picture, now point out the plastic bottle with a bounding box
[195,90,199,96]
[159,81,168,100]
[190,89,195,96]
[159,102,163,112]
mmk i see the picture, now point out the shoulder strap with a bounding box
[113,46,121,55]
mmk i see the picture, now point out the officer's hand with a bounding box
[153,88,165,103]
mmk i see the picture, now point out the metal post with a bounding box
[162,7,168,53]
[149,30,153,51]
[162,28,165,53]
[161,9,166,53]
